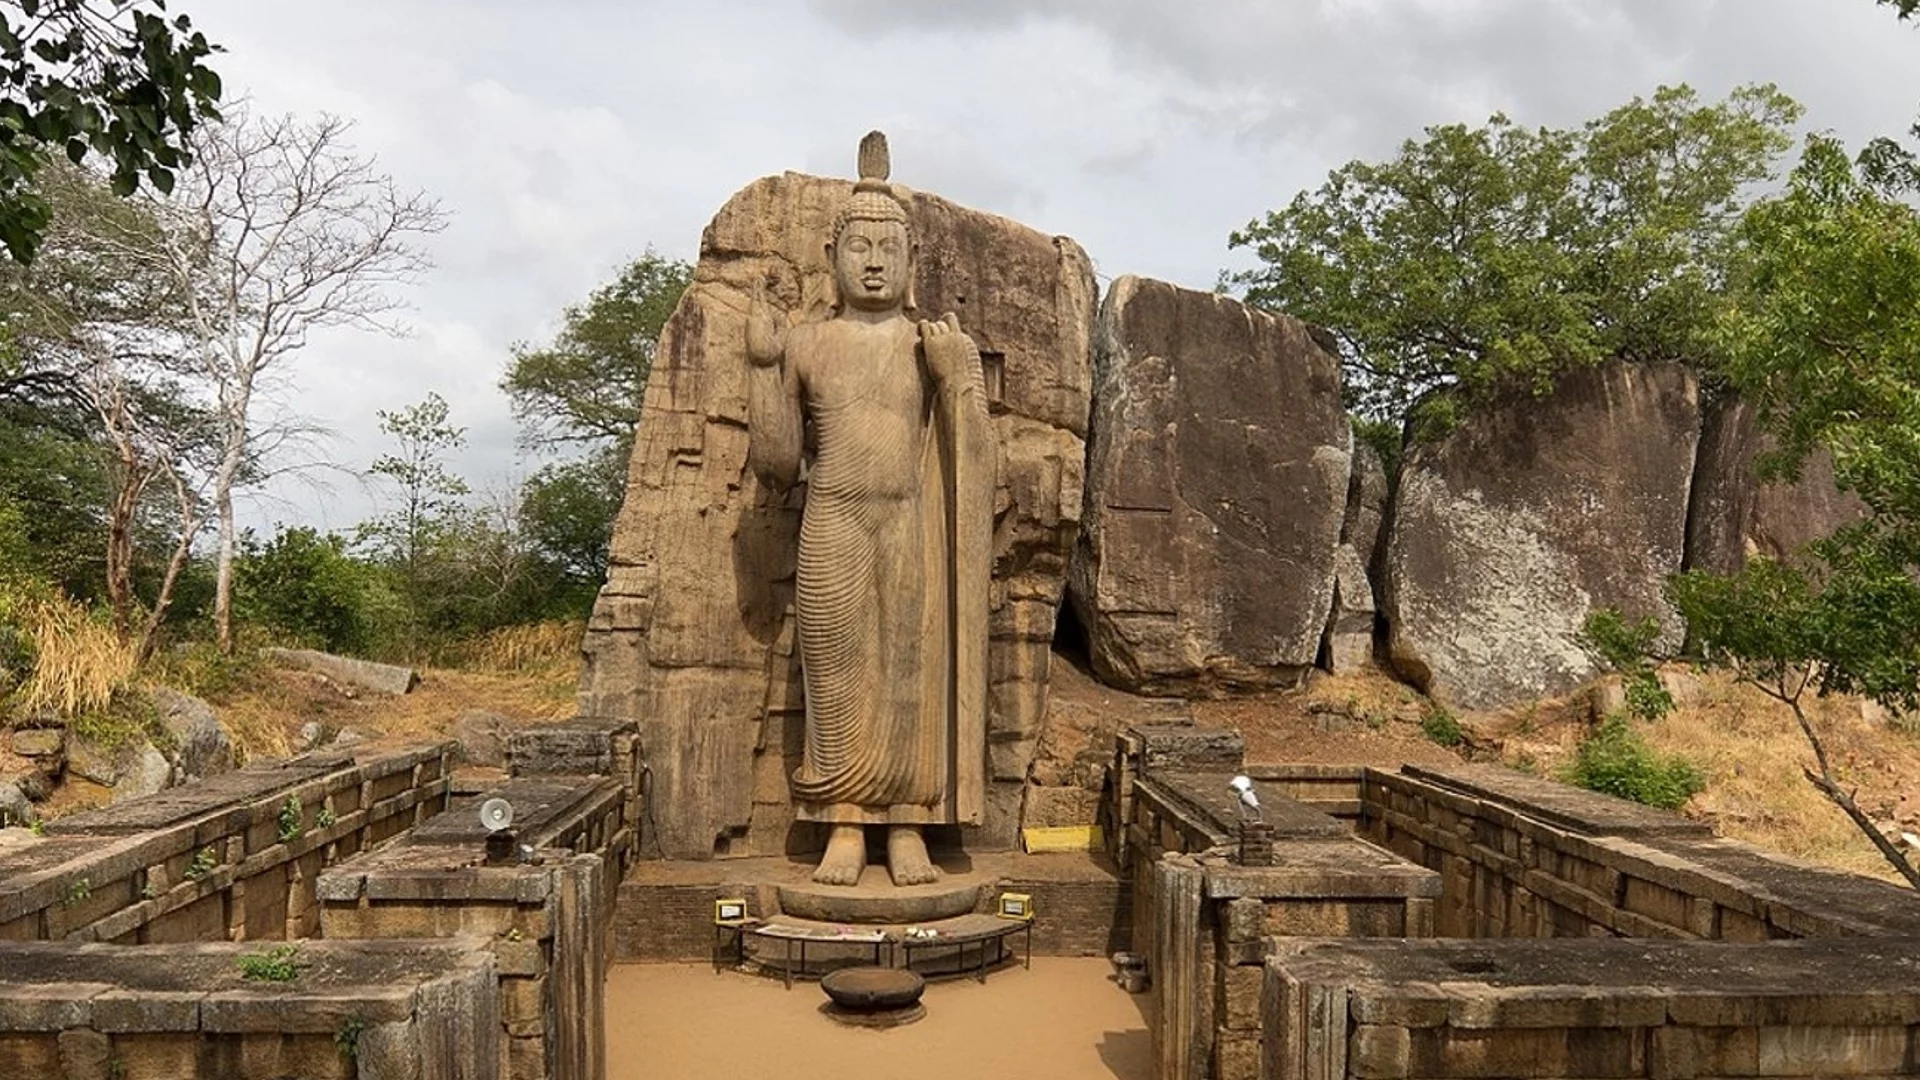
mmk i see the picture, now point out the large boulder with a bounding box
[152,688,232,782]
[1071,276,1351,693]
[1687,395,1868,575]
[0,779,28,827]
[1382,362,1700,711]
[579,171,1095,859]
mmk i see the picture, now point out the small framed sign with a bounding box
[997,892,1033,921]
[714,897,749,925]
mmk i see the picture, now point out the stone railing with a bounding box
[0,742,455,944]
[0,938,497,1080]
[320,734,638,1080]
[1362,763,1920,940]
[1264,936,1920,1080]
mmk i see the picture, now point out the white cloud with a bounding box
[173,0,1920,533]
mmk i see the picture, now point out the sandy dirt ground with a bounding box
[605,959,1152,1080]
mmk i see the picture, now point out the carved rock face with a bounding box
[580,172,1094,860]
[1070,276,1352,694]
[1382,361,1700,711]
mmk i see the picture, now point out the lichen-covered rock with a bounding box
[579,172,1094,859]
[1071,276,1351,693]
[452,709,516,768]
[1382,361,1700,711]
[1687,395,1869,575]
[113,742,172,802]
[152,688,231,782]
[0,779,29,827]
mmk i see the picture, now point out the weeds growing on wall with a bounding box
[237,945,306,982]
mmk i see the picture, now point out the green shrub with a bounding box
[1623,672,1675,723]
[1420,705,1464,747]
[1566,715,1705,810]
[235,526,390,655]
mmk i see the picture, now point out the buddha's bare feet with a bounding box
[812,824,866,885]
[887,825,940,886]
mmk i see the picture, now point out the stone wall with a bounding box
[319,773,629,1080]
[0,743,453,944]
[579,171,1095,860]
[1118,729,1441,1080]
[1264,937,1920,1080]
[1362,763,1920,940]
[610,850,1126,963]
[0,939,497,1080]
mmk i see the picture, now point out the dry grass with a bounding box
[445,621,585,677]
[14,593,139,718]
[211,655,578,765]
[1488,666,1920,883]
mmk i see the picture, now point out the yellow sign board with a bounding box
[1020,825,1103,853]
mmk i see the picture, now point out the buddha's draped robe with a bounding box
[787,345,992,826]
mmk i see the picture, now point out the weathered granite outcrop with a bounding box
[579,172,1094,859]
[1323,444,1391,673]
[1687,394,1869,575]
[1072,276,1351,694]
[263,647,419,695]
[1382,361,1700,711]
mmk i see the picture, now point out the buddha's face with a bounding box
[831,218,911,312]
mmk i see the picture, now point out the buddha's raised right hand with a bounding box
[746,277,783,367]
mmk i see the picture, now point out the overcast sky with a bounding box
[183,0,1920,533]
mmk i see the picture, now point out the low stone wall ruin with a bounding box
[1363,763,1920,941]
[1264,937,1920,1080]
[320,720,638,1080]
[0,743,454,944]
[0,938,498,1080]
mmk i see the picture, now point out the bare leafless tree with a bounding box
[157,107,445,653]
[7,159,212,649]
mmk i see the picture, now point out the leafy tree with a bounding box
[1666,129,1920,889]
[0,0,223,263]
[502,251,688,606]
[519,446,623,588]
[234,525,384,655]
[1882,0,1917,19]
[363,391,468,617]
[502,250,690,448]
[1228,84,1800,426]
[1669,559,1920,889]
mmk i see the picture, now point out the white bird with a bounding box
[1227,775,1263,822]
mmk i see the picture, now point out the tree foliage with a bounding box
[0,0,223,263]
[503,250,689,448]
[1669,128,1920,888]
[234,525,384,655]
[502,250,688,608]
[1229,84,1801,426]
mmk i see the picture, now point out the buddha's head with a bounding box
[828,131,915,315]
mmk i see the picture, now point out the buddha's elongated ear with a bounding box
[824,239,840,314]
[903,239,918,316]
